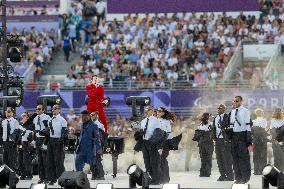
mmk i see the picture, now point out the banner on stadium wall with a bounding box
[243,44,279,60]
[10,89,284,117]
[107,0,259,13]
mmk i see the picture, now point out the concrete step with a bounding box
[40,50,81,81]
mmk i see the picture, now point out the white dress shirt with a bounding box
[214,114,224,138]
[253,117,267,129]
[230,106,251,132]
[33,113,51,137]
[159,118,172,139]
[140,116,161,140]
[48,114,67,138]
[94,119,105,132]
[21,130,33,142]
[270,118,284,129]
[2,117,25,142]
[198,122,212,131]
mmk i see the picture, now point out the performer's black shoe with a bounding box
[48,180,56,185]
[217,176,226,181]
[38,180,44,184]
[150,180,160,185]
[20,176,26,180]
[225,177,234,181]
[112,174,116,178]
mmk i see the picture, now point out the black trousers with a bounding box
[47,138,65,181]
[36,137,48,181]
[215,139,234,179]
[253,141,267,174]
[22,142,33,177]
[272,142,284,172]
[91,154,105,179]
[142,140,161,183]
[63,46,71,61]
[3,141,18,172]
[231,132,251,182]
[18,148,24,175]
[198,141,214,176]
[160,142,170,183]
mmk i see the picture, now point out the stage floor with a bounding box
[16,170,276,189]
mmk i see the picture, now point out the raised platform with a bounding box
[14,171,276,189]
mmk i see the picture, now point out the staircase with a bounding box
[40,50,81,83]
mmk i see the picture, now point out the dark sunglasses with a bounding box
[52,107,58,110]
[6,110,12,113]
[36,108,42,111]
[233,100,239,102]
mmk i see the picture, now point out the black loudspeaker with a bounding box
[58,171,90,189]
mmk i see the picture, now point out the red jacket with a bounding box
[86,84,108,132]
[86,84,104,110]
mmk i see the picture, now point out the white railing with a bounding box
[262,44,281,80]
[222,41,243,81]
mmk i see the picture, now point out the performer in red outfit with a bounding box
[86,75,108,132]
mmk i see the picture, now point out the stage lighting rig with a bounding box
[127,164,151,189]
[37,95,62,111]
[0,164,19,189]
[262,164,284,189]
[0,0,25,115]
[125,96,151,124]
[0,96,22,108]
[58,171,90,189]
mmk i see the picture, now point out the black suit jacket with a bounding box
[212,113,230,140]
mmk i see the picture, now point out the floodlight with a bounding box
[37,95,62,108]
[127,164,151,189]
[262,164,284,189]
[0,164,19,189]
[0,96,22,107]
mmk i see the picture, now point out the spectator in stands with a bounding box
[64,73,76,87]
[59,1,284,90]
[95,0,106,27]
[66,108,77,123]
[62,32,73,62]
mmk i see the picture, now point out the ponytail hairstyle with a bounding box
[159,107,177,122]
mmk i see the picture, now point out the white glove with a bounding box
[83,164,91,174]
[41,145,47,150]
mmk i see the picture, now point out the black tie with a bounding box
[49,117,55,135]
[143,118,149,137]
[7,120,11,141]
[217,115,222,138]
[235,108,241,126]
[37,116,41,130]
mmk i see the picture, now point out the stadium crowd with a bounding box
[11,26,58,82]
[58,0,284,89]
